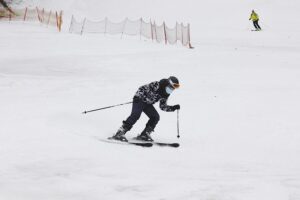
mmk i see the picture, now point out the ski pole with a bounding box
[177,109,180,138]
[82,101,132,114]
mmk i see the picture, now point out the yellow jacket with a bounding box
[249,12,259,21]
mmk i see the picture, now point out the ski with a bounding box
[132,137,180,148]
[98,137,179,148]
[99,138,153,147]
[152,142,180,148]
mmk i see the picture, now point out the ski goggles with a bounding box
[172,83,180,89]
[169,80,180,89]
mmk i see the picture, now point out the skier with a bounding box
[249,10,261,31]
[112,76,181,142]
[0,0,15,15]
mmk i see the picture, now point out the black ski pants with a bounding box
[124,99,160,130]
[253,20,261,30]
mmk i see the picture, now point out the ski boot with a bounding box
[136,126,154,142]
[111,124,129,142]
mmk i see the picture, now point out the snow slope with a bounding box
[1,0,300,199]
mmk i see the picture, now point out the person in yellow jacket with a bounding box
[249,10,261,31]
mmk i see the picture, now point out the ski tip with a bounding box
[171,143,180,148]
[152,142,180,148]
[162,143,180,148]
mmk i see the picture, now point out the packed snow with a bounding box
[1,0,300,199]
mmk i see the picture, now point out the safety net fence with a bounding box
[0,7,63,31]
[69,16,192,48]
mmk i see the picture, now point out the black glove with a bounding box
[172,104,180,111]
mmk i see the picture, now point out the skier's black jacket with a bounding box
[133,79,174,112]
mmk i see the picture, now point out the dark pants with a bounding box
[123,100,160,130]
[253,20,261,30]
